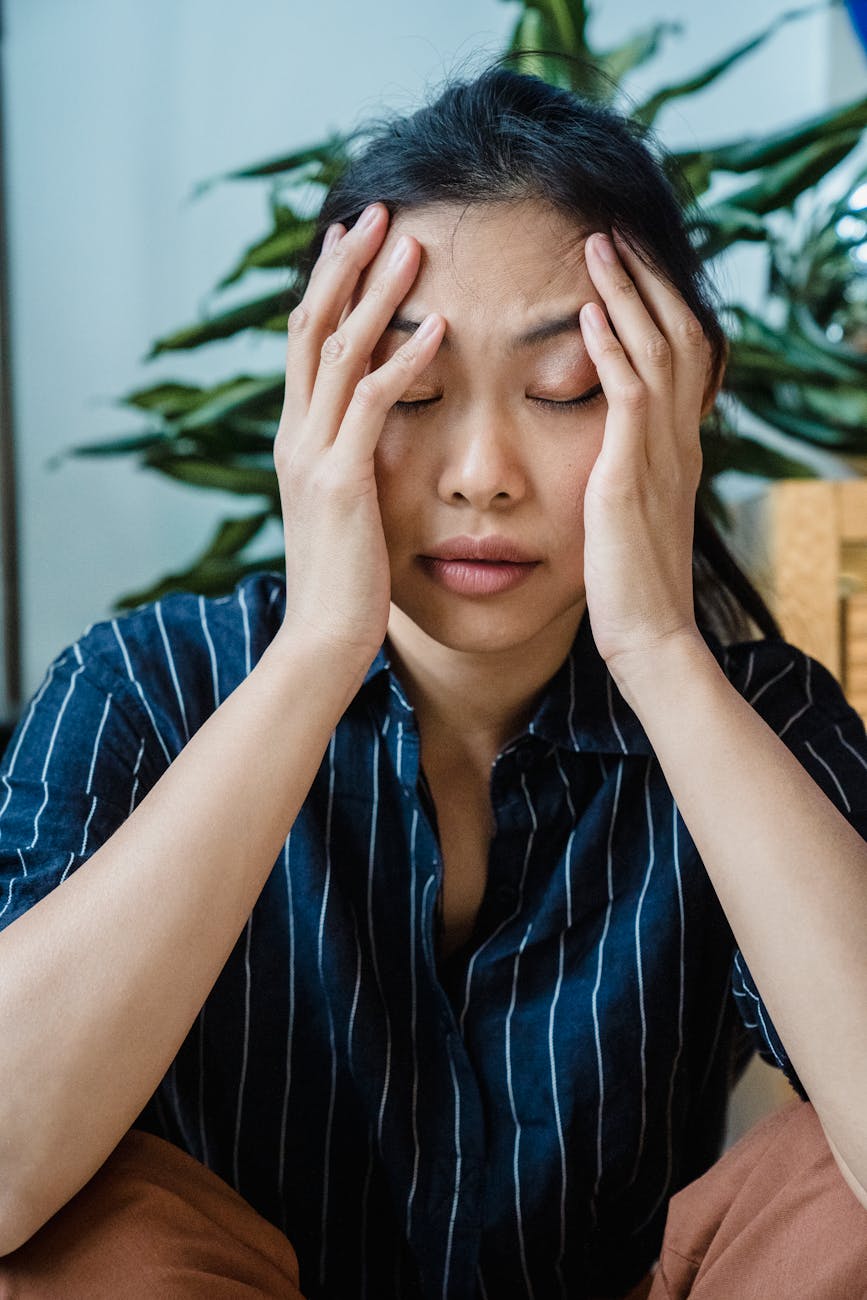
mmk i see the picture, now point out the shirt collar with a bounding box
[359,609,727,757]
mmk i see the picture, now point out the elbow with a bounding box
[0,1200,39,1260]
[820,1120,867,1211]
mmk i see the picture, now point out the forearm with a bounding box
[0,627,367,1254]
[612,633,867,1192]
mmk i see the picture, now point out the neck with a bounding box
[385,601,585,768]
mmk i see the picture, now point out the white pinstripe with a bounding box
[551,754,576,1272]
[232,913,254,1189]
[836,723,867,771]
[748,659,794,707]
[635,797,686,1232]
[198,595,220,707]
[318,734,339,1288]
[441,1046,463,1300]
[238,586,252,676]
[591,759,624,1212]
[406,809,421,1240]
[78,796,98,855]
[128,738,146,815]
[86,695,112,793]
[111,620,172,765]
[805,739,852,812]
[155,602,189,742]
[502,773,539,1300]
[366,730,393,1151]
[732,951,786,1070]
[627,760,655,1188]
[347,905,363,1076]
[59,849,76,884]
[605,675,627,754]
[457,765,535,1033]
[278,835,295,1221]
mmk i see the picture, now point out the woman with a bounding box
[0,61,866,1300]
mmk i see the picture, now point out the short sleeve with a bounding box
[0,622,176,934]
[721,638,867,1102]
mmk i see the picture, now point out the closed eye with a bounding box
[530,385,604,410]
[392,384,604,415]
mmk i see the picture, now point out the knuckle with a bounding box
[287,304,310,337]
[320,332,350,365]
[612,275,638,299]
[353,374,384,409]
[643,333,670,367]
[678,311,704,346]
[616,380,646,410]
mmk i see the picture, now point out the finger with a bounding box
[579,300,649,469]
[304,233,424,450]
[584,233,672,401]
[334,312,446,465]
[282,202,390,422]
[610,228,711,419]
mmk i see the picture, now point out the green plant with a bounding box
[64,0,867,607]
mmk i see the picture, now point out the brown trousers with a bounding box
[1,1099,865,1298]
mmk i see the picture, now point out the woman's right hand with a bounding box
[273,202,445,666]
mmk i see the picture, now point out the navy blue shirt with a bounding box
[2,572,866,1299]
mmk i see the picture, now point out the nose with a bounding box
[437,408,528,510]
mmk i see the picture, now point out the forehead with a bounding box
[359,199,592,320]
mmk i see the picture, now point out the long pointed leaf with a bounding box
[634,2,825,127]
[597,21,682,87]
[144,457,278,496]
[674,92,867,178]
[190,134,349,197]
[217,216,316,289]
[147,289,294,356]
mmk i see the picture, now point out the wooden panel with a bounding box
[765,482,840,678]
[838,480,867,542]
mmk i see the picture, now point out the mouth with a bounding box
[418,555,540,596]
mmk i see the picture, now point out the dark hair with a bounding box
[297,58,782,646]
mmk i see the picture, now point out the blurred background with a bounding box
[2,0,867,1142]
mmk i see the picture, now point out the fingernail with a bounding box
[388,235,411,269]
[415,313,441,343]
[581,303,606,336]
[358,203,382,233]
[592,233,617,264]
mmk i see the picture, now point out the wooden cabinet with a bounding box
[725,479,867,724]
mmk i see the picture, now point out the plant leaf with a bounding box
[633,2,825,127]
[190,133,350,198]
[674,90,867,178]
[216,215,316,289]
[144,457,278,496]
[147,290,294,356]
[716,128,862,217]
[596,21,682,87]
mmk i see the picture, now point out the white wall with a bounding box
[3,0,865,700]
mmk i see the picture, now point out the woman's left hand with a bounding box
[579,229,715,687]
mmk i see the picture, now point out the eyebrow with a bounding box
[384,309,586,352]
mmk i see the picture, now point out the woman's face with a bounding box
[360,199,609,657]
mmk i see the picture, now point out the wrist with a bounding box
[265,621,379,712]
[606,628,718,716]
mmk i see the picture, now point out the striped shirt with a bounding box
[2,571,866,1299]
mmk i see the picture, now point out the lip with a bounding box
[423,535,540,563]
[418,536,541,596]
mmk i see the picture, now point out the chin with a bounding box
[389,586,586,657]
